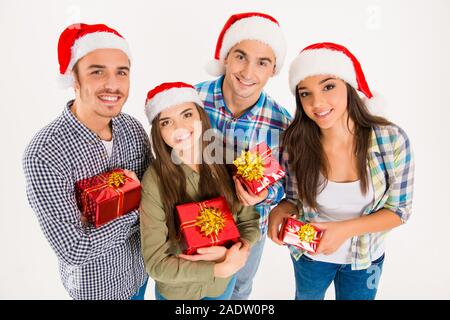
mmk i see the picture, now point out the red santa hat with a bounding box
[289,42,383,111]
[57,23,131,88]
[144,82,204,124]
[206,12,287,77]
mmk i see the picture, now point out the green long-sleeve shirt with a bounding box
[140,164,260,300]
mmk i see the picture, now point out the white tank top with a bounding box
[305,173,384,264]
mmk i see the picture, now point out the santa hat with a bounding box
[144,82,204,124]
[57,23,131,88]
[206,12,287,77]
[289,42,383,111]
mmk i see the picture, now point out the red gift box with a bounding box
[233,142,285,195]
[75,169,141,228]
[278,217,323,253]
[176,196,240,255]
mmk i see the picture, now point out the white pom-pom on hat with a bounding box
[57,73,75,89]
[363,92,387,117]
[205,59,225,78]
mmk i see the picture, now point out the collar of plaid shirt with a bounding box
[210,75,267,120]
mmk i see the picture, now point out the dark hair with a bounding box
[150,104,239,242]
[283,83,391,210]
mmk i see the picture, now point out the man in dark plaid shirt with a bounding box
[23,23,151,299]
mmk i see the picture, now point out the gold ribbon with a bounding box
[233,147,271,181]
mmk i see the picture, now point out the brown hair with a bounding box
[283,83,391,210]
[150,104,239,242]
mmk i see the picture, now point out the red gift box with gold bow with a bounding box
[75,169,141,228]
[233,142,285,195]
[176,196,241,255]
[278,217,323,253]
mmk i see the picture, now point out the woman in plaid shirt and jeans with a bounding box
[269,42,414,300]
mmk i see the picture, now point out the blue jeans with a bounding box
[155,275,237,300]
[291,253,385,300]
[230,237,266,300]
[130,277,148,300]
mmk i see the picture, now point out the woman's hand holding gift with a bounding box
[268,200,298,245]
[309,221,352,255]
[213,241,250,278]
[178,246,227,263]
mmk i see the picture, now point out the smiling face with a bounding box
[73,48,130,119]
[222,39,276,104]
[158,102,202,152]
[297,75,348,130]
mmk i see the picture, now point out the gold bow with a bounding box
[298,224,316,243]
[107,172,126,188]
[195,207,226,237]
[233,150,265,181]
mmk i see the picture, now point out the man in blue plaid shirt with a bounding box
[195,12,292,299]
[23,24,151,299]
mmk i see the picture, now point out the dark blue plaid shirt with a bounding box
[23,100,152,299]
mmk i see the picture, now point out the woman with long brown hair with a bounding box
[269,43,414,300]
[140,82,260,300]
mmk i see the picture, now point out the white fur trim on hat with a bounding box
[59,32,132,89]
[289,48,357,94]
[144,87,204,124]
[208,16,286,76]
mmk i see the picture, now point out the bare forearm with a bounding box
[345,209,403,237]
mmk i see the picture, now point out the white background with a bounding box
[0,0,449,299]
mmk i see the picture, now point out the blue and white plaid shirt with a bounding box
[196,76,292,236]
[23,100,152,299]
